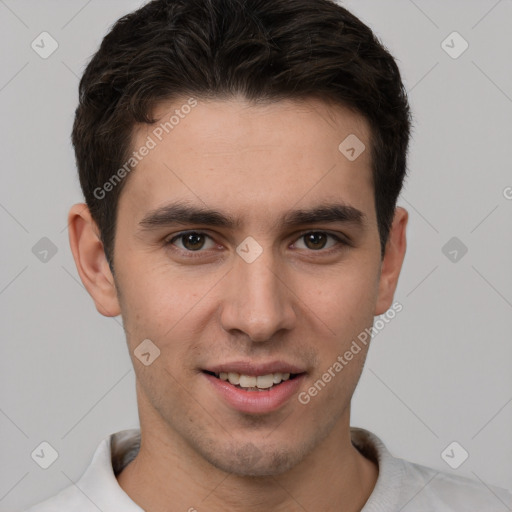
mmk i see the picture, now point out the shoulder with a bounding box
[350,427,512,511]
[399,459,512,511]
[21,429,142,512]
[21,485,95,512]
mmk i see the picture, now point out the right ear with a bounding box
[67,203,121,317]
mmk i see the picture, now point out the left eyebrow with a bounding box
[281,203,367,230]
[137,200,367,233]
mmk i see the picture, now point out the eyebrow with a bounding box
[138,200,367,232]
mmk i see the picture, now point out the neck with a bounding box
[116,417,378,512]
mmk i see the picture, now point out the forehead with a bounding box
[120,97,374,227]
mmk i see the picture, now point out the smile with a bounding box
[204,370,300,391]
[202,368,307,414]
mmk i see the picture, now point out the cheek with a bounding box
[294,264,378,329]
[117,262,218,353]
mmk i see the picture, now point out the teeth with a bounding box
[256,374,274,389]
[273,372,283,384]
[239,375,257,388]
[228,372,240,385]
[215,371,293,389]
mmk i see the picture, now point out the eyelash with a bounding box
[165,230,349,259]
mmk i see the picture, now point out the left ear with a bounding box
[374,206,408,316]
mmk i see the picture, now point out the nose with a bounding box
[219,247,297,342]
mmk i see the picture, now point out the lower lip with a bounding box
[203,372,306,414]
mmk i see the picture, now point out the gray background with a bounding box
[1,0,511,510]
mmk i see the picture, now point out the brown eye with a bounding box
[294,231,342,251]
[167,231,216,252]
[303,232,328,250]
[181,232,205,251]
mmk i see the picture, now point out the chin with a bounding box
[200,441,304,477]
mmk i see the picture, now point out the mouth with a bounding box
[201,363,307,414]
[202,370,303,391]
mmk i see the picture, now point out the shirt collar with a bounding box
[76,426,404,511]
[350,427,406,511]
[76,428,143,511]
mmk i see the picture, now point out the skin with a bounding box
[68,96,408,512]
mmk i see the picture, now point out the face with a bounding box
[106,97,393,476]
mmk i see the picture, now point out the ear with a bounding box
[67,203,121,317]
[374,206,408,316]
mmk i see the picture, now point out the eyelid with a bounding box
[291,229,351,246]
[165,229,349,256]
[166,230,218,251]
[291,231,347,250]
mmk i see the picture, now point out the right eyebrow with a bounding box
[138,202,240,231]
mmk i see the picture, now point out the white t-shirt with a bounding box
[23,427,512,511]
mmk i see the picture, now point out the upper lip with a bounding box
[203,361,307,376]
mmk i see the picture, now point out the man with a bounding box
[24,0,512,510]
